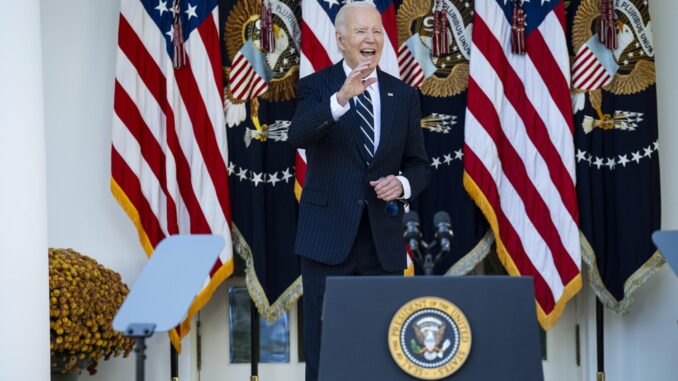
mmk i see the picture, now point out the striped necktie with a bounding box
[354,90,375,164]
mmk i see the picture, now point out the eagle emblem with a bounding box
[389,297,472,380]
[570,0,654,134]
[411,316,453,360]
[222,0,300,130]
[396,0,473,97]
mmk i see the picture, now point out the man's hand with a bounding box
[370,175,403,202]
[336,61,377,106]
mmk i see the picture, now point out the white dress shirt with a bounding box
[328,61,412,199]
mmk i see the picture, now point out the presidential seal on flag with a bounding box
[389,297,471,380]
[396,0,473,96]
[222,0,301,127]
[224,0,300,102]
[570,0,655,134]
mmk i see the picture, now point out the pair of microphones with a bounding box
[402,210,453,275]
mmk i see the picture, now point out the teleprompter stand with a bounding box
[112,235,225,381]
[653,230,678,277]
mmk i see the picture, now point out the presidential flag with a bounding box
[112,0,233,350]
[567,0,662,314]
[221,0,302,322]
[395,0,493,276]
[463,0,582,329]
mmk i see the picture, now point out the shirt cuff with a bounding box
[396,175,411,200]
[330,93,351,121]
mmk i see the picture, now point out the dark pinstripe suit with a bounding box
[288,61,430,381]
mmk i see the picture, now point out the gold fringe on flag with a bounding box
[463,172,582,330]
[111,178,234,352]
[580,232,665,315]
[232,224,303,323]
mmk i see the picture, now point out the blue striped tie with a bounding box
[354,90,374,164]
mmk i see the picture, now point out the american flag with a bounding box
[463,0,581,329]
[111,0,233,350]
[298,0,414,273]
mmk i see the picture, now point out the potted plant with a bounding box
[49,248,134,379]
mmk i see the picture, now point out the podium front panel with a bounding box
[318,276,543,381]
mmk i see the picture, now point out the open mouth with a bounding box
[360,49,376,60]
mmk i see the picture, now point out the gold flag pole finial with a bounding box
[597,371,606,381]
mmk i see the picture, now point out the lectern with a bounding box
[319,276,544,381]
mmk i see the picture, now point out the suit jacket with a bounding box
[288,62,430,271]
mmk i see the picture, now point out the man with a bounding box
[288,2,430,380]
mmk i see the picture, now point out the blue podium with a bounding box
[319,276,544,381]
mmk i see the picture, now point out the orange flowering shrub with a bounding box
[49,248,134,375]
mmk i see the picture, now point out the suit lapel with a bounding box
[372,70,394,165]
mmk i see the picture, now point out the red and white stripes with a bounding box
[230,51,269,100]
[572,45,614,91]
[398,43,424,88]
[111,0,233,349]
[463,0,581,329]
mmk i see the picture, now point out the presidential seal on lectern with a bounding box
[388,297,472,380]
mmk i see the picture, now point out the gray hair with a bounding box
[334,1,379,35]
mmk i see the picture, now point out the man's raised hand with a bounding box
[336,61,377,106]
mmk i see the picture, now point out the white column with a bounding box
[0,2,50,380]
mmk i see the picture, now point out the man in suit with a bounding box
[288,2,430,380]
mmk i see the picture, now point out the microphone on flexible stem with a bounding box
[402,211,422,257]
[421,211,453,275]
[433,211,453,254]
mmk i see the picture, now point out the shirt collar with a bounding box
[342,60,378,88]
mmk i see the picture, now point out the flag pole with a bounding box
[251,298,260,381]
[596,300,605,381]
[170,344,179,381]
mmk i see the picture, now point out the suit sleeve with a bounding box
[400,88,430,199]
[288,76,337,149]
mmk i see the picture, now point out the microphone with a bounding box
[402,211,421,254]
[433,211,453,253]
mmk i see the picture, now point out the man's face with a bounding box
[336,7,384,73]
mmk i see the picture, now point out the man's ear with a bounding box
[336,32,345,51]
